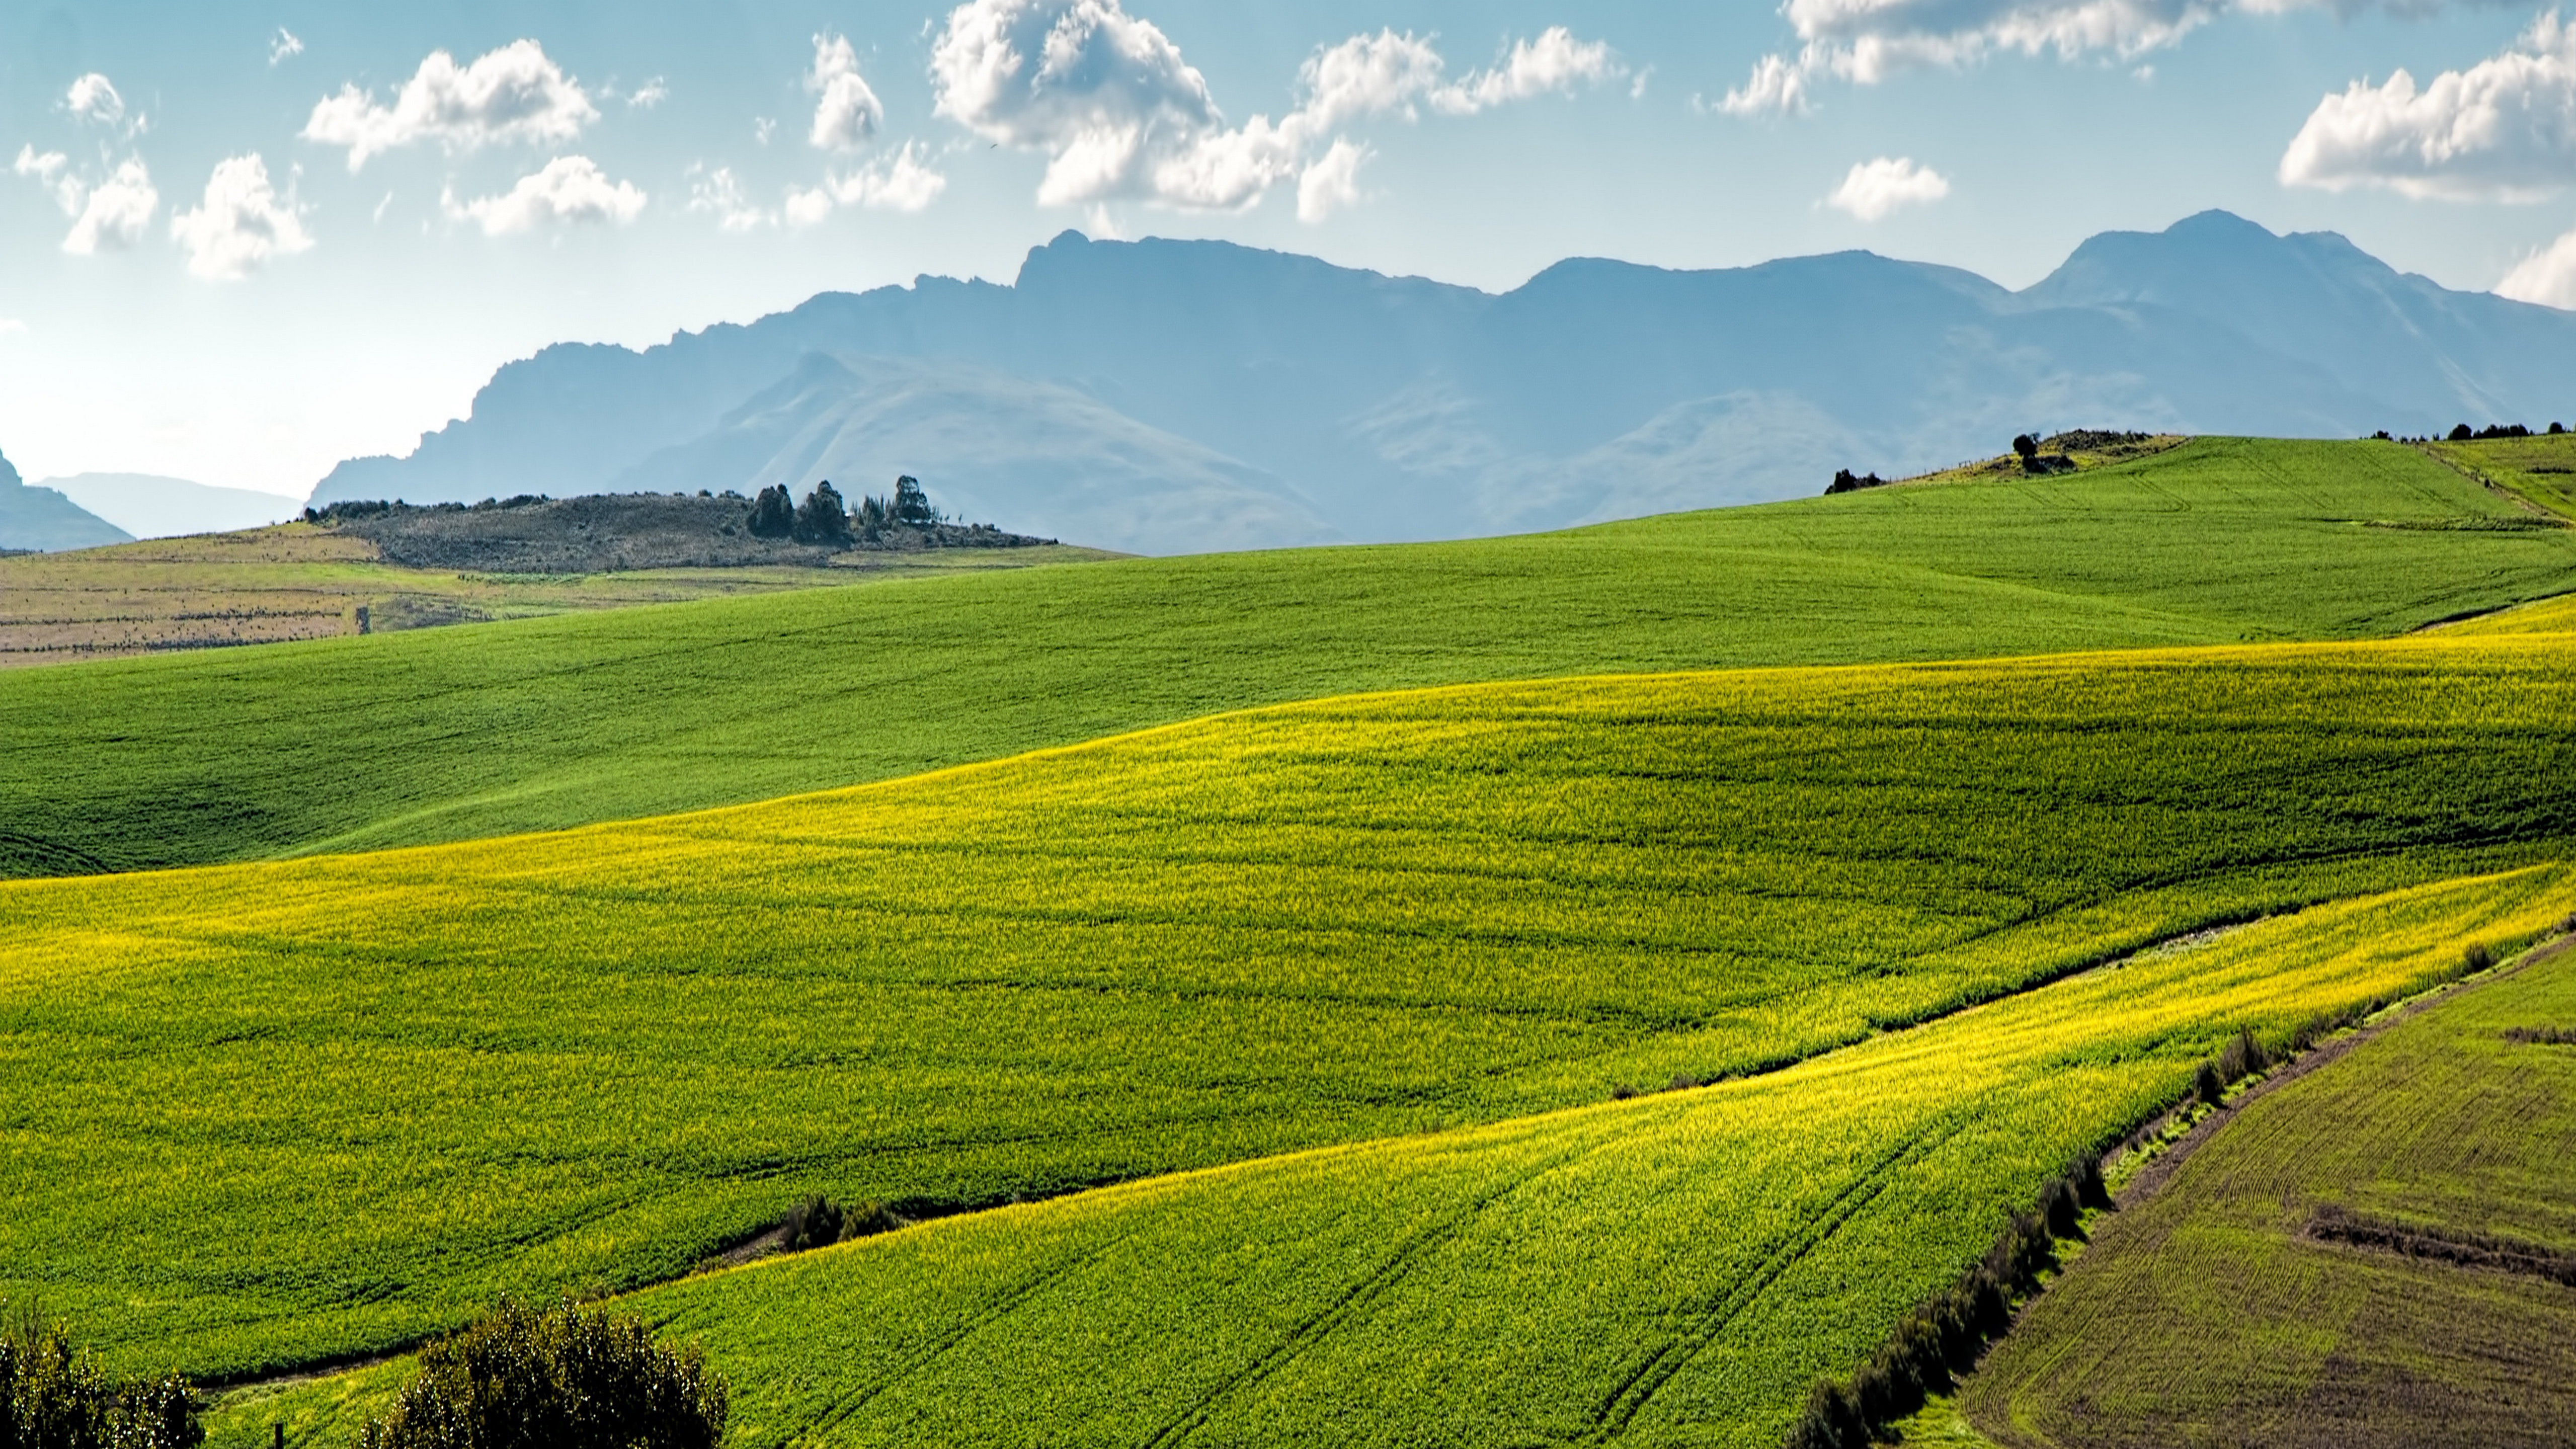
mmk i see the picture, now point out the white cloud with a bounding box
[63,157,158,253]
[628,77,668,109]
[302,39,597,170]
[170,154,312,280]
[270,28,305,66]
[2280,14,2576,201]
[690,165,774,230]
[1719,0,2452,117]
[451,155,645,235]
[66,73,127,128]
[1436,27,1622,112]
[1297,136,1370,222]
[785,141,951,226]
[808,35,886,151]
[930,0,1616,211]
[1825,154,1950,220]
[2499,219,2576,306]
[13,144,82,214]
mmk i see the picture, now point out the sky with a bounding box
[6,1,2575,498]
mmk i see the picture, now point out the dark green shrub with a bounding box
[791,483,852,545]
[2194,1059,2225,1107]
[1783,1379,1866,1449]
[0,1303,201,1449]
[356,1300,726,1449]
[2463,941,2495,973]
[746,486,794,539]
[780,1195,843,1252]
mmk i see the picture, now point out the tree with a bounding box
[357,1300,726,1449]
[2012,434,2040,461]
[0,1303,201,1449]
[891,475,937,526]
[747,485,795,538]
[792,481,851,545]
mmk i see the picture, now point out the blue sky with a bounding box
[5,1,2573,496]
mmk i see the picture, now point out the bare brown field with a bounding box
[0,525,1112,668]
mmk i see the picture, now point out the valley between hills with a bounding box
[4,432,2573,1448]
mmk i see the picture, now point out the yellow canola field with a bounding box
[8,622,2576,1385]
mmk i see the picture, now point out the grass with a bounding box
[0,524,1105,669]
[1959,935,2576,1448]
[9,619,2576,1384]
[6,436,2574,878]
[2428,430,2576,521]
[204,866,2576,1449]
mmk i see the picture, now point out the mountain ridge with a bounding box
[308,213,2576,553]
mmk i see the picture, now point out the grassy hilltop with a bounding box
[4,437,2572,880]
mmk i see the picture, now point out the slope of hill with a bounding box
[7,438,2570,880]
[1960,932,2576,1448]
[0,447,130,552]
[41,473,299,539]
[7,617,2572,1399]
[211,866,2570,1449]
[305,214,2576,549]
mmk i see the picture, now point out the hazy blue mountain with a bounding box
[0,448,132,552]
[609,353,1337,554]
[43,473,299,539]
[309,213,2576,551]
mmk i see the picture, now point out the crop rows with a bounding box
[1962,914,2576,1447]
[215,865,2576,1448]
[6,622,2576,1380]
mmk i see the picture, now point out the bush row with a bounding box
[357,1300,725,1449]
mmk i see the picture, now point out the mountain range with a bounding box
[0,449,131,552]
[45,474,302,540]
[311,210,2576,554]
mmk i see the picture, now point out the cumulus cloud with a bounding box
[1297,137,1370,221]
[66,73,128,128]
[270,28,304,66]
[63,158,158,253]
[930,1,1616,216]
[2280,14,2576,200]
[2498,221,2576,306]
[450,155,645,235]
[18,143,157,252]
[1720,0,2456,117]
[785,141,951,226]
[171,154,312,280]
[808,35,886,150]
[1825,155,1951,219]
[628,77,668,108]
[302,39,597,170]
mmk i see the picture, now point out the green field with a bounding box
[7,617,2576,1388]
[2429,429,2576,522]
[6,438,2571,880]
[208,867,2575,1449]
[1961,938,2576,1448]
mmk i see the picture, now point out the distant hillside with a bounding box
[309,212,2576,552]
[0,448,130,552]
[43,473,298,539]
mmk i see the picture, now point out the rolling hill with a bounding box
[7,616,2576,1391]
[305,213,2576,550]
[7,438,2571,881]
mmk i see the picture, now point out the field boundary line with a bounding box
[2117,927,2575,1210]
